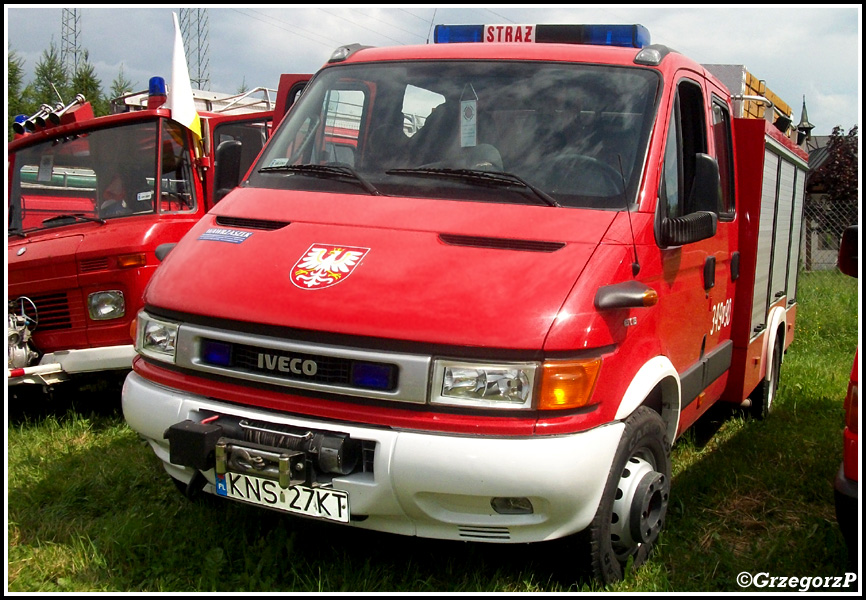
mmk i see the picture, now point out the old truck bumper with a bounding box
[8,345,136,386]
[122,371,624,543]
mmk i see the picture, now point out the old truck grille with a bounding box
[18,292,73,331]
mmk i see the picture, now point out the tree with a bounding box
[8,50,29,141]
[70,51,107,116]
[808,125,859,244]
[110,64,136,100]
[32,42,70,111]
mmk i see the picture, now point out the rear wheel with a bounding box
[588,407,671,584]
[749,335,782,419]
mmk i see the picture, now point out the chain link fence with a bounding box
[801,193,858,272]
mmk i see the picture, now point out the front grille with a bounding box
[207,339,397,391]
[20,292,72,331]
[458,526,511,540]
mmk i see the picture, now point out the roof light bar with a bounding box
[434,24,650,48]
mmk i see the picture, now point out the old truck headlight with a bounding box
[136,311,179,363]
[88,290,125,321]
[431,360,537,409]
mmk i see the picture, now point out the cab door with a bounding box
[655,74,736,431]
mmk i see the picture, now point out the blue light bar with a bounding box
[434,24,485,44]
[434,24,650,49]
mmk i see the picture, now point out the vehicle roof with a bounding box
[322,41,729,99]
[330,41,695,72]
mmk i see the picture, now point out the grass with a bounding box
[6,271,860,592]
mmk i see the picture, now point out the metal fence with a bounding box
[801,195,858,272]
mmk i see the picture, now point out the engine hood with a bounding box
[8,231,84,292]
[146,188,617,350]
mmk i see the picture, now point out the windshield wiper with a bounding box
[41,213,106,226]
[258,164,381,196]
[386,168,561,208]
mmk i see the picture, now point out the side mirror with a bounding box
[155,243,176,262]
[838,225,858,278]
[659,154,720,247]
[660,211,718,247]
[214,139,243,203]
[689,153,722,214]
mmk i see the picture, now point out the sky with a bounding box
[4,5,862,137]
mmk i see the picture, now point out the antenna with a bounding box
[617,155,640,277]
[426,9,438,44]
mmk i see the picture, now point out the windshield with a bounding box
[8,119,198,234]
[249,60,660,209]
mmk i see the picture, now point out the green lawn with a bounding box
[7,270,859,592]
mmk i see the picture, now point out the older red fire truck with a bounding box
[122,25,809,583]
[7,74,309,391]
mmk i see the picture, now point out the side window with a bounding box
[661,101,681,218]
[159,121,198,214]
[659,79,708,219]
[213,119,271,184]
[711,99,735,217]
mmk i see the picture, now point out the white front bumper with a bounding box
[122,371,624,543]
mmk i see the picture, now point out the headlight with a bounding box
[431,360,538,409]
[87,290,125,320]
[430,357,603,410]
[136,311,179,363]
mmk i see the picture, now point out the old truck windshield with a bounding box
[250,60,660,209]
[8,119,197,234]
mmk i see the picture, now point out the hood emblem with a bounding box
[17,247,27,256]
[291,244,369,290]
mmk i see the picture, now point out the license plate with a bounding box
[215,472,350,523]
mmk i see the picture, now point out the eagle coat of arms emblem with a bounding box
[290,244,369,290]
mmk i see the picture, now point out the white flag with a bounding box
[166,12,202,141]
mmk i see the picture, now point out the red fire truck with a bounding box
[122,25,809,583]
[7,74,310,391]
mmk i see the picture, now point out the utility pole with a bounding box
[61,8,81,76]
[179,7,210,90]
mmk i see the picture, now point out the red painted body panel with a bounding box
[147,188,617,349]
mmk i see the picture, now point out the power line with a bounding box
[230,8,341,50]
[348,8,428,42]
[314,7,410,46]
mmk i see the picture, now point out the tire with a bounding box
[749,335,782,419]
[588,407,671,584]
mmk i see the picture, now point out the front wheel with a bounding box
[588,407,671,584]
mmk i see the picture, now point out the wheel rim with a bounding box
[609,454,670,556]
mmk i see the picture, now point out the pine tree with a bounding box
[70,51,107,117]
[8,50,30,141]
[110,64,136,100]
[32,42,70,111]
